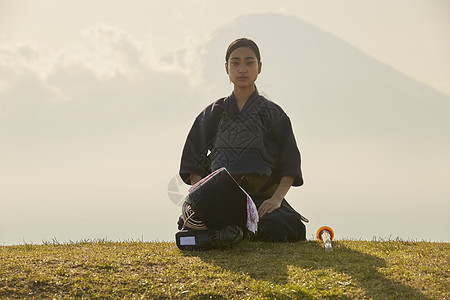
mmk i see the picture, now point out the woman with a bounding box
[179,38,307,242]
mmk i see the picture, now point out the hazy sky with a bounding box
[1,0,449,245]
[1,0,449,95]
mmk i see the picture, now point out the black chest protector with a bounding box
[211,112,276,176]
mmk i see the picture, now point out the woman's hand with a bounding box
[258,176,295,218]
[258,196,283,218]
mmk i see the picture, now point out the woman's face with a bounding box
[225,47,261,89]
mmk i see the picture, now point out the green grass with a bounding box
[0,239,448,299]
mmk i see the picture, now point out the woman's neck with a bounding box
[234,85,255,111]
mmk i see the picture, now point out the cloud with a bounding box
[0,23,211,163]
[0,23,208,245]
[78,24,154,79]
[0,23,208,112]
[75,23,207,84]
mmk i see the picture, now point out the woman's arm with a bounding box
[189,174,203,185]
[257,175,295,218]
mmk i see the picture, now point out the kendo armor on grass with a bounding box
[175,167,251,250]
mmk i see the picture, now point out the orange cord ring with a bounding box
[316,226,334,241]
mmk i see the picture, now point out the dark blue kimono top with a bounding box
[179,89,303,188]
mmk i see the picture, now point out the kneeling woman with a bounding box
[179,38,307,242]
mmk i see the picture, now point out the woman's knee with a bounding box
[256,214,306,242]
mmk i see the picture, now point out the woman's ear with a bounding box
[258,61,262,74]
[225,62,229,74]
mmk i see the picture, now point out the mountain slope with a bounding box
[202,13,450,241]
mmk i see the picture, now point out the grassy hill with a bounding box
[0,239,448,299]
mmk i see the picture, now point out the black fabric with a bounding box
[179,89,303,187]
[252,196,306,242]
[185,168,247,231]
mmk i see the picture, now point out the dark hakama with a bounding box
[180,89,306,241]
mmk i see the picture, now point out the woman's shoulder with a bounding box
[255,94,289,121]
[196,96,228,122]
[257,94,284,109]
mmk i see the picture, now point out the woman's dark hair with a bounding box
[225,38,261,64]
